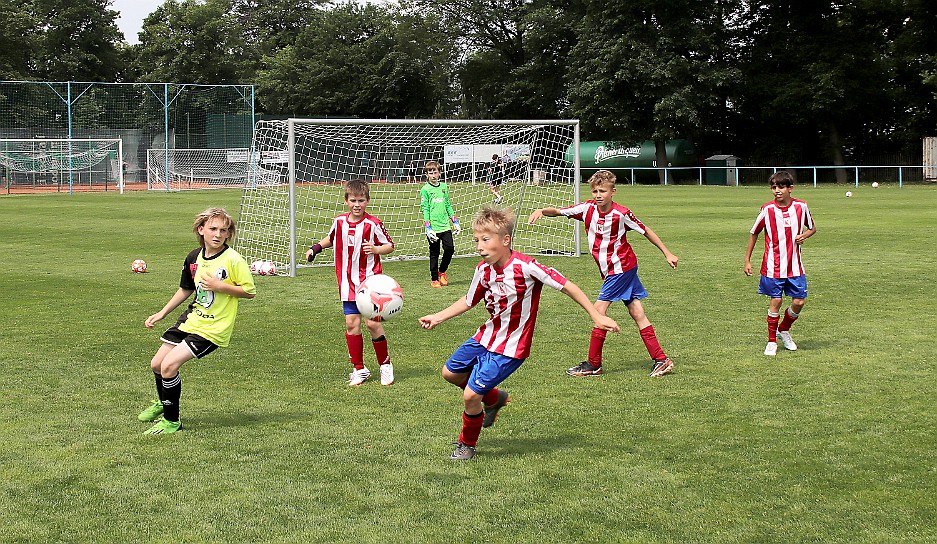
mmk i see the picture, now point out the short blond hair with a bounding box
[588,169,616,189]
[473,206,515,238]
[425,160,440,170]
[193,207,235,247]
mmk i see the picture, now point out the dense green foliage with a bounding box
[1,0,935,163]
[1,185,936,542]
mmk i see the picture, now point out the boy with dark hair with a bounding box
[744,170,816,356]
[307,180,397,385]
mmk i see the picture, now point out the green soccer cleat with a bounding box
[137,400,165,422]
[143,418,182,435]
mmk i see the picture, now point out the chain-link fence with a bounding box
[0,81,254,193]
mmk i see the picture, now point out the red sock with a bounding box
[372,335,390,366]
[639,325,666,361]
[482,388,500,406]
[778,308,799,332]
[459,411,484,447]
[587,327,607,367]
[767,312,780,342]
[345,332,364,370]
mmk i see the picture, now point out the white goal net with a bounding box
[0,138,123,191]
[147,148,250,191]
[236,119,582,276]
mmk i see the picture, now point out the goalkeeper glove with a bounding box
[307,243,322,262]
[451,218,461,236]
[425,222,438,242]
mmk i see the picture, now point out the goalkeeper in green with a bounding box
[420,160,461,288]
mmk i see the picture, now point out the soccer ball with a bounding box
[131,259,147,273]
[250,260,276,276]
[355,274,404,321]
[845,191,853,198]
[872,182,879,188]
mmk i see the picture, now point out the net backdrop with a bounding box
[236,119,582,275]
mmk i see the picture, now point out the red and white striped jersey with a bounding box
[750,199,814,278]
[328,212,394,301]
[465,251,568,359]
[559,200,646,278]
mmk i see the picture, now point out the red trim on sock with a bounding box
[639,325,666,361]
[482,388,500,406]
[459,410,484,447]
[767,314,780,342]
[345,332,365,369]
[372,336,390,366]
[587,327,607,366]
[778,308,799,332]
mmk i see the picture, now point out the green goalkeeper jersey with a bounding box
[420,181,455,232]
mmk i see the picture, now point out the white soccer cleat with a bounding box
[777,330,798,351]
[348,367,371,386]
[764,342,778,356]
[379,363,395,386]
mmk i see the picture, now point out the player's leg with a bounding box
[777,275,807,350]
[569,299,611,376]
[365,318,393,385]
[428,238,442,286]
[344,310,370,385]
[628,300,674,376]
[758,276,786,356]
[139,342,174,422]
[438,231,454,285]
[144,341,199,435]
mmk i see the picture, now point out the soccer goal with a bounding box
[0,138,123,193]
[236,119,582,276]
[146,148,251,191]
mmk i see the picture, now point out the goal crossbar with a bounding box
[237,118,581,276]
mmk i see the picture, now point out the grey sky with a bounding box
[112,0,165,45]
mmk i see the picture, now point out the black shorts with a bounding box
[161,326,219,359]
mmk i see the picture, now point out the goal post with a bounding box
[0,138,123,193]
[146,148,251,191]
[236,119,581,276]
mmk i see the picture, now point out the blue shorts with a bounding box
[597,268,648,304]
[445,338,524,395]
[343,301,360,315]
[759,275,808,299]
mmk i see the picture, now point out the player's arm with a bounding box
[641,226,678,269]
[419,296,474,330]
[527,207,563,223]
[145,287,195,328]
[305,235,333,261]
[560,281,620,332]
[743,232,759,276]
[363,240,394,256]
[794,225,817,245]
[198,270,256,299]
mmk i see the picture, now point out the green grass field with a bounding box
[2,183,935,543]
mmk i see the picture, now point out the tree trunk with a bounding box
[826,121,848,184]
[654,139,669,185]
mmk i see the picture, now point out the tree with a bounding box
[410,0,582,118]
[256,3,453,117]
[131,0,242,84]
[735,1,902,175]
[30,0,124,81]
[568,1,740,182]
[0,0,39,79]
